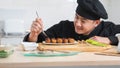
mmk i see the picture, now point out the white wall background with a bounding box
[0,0,120,34]
[101,0,120,24]
[0,0,77,34]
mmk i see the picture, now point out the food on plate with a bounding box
[45,38,51,43]
[68,38,75,43]
[86,39,107,47]
[51,38,57,43]
[63,38,68,43]
[57,38,63,43]
[44,38,75,43]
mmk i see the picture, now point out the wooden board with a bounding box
[37,43,112,52]
[95,52,120,57]
[94,46,120,57]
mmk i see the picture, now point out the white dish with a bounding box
[21,42,38,51]
[42,41,78,45]
[116,34,120,53]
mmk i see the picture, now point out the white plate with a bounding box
[21,42,38,51]
[42,41,78,45]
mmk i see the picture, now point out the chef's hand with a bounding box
[90,36,111,44]
[28,18,43,42]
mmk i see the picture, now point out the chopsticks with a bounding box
[36,11,49,38]
[36,11,40,18]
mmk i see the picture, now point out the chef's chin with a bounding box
[75,30,84,34]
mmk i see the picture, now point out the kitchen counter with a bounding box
[0,46,120,68]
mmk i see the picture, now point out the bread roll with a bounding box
[63,38,68,43]
[57,38,63,43]
[51,38,57,43]
[45,38,51,43]
[68,38,75,43]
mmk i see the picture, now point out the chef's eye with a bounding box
[81,20,86,23]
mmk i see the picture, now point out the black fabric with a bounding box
[76,0,108,20]
[24,20,120,45]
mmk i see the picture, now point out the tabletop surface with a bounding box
[0,45,120,68]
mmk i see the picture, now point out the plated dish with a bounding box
[42,41,78,45]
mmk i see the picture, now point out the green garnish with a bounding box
[0,50,8,58]
[86,39,107,47]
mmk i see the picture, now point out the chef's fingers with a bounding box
[31,21,42,33]
[33,21,43,31]
[36,18,44,29]
[90,36,97,40]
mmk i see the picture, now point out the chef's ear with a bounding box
[94,20,100,27]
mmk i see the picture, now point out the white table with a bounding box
[0,46,120,68]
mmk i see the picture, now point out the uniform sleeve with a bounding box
[108,36,118,45]
[23,33,46,43]
[45,23,63,38]
[23,20,67,43]
[23,33,30,42]
[108,24,120,45]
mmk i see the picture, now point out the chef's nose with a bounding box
[76,20,82,27]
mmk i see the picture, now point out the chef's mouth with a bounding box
[76,27,83,31]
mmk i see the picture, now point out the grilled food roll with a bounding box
[68,38,75,43]
[57,38,63,43]
[51,38,57,43]
[45,38,51,43]
[63,38,68,43]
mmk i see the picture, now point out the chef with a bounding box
[24,0,120,45]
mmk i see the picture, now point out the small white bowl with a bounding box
[21,42,38,51]
[116,34,120,53]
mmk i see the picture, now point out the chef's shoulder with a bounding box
[101,21,116,27]
[57,20,74,26]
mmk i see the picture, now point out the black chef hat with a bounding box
[76,0,108,20]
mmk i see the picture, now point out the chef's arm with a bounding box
[90,36,118,45]
[23,33,45,43]
[108,36,118,45]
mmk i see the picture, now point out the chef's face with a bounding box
[74,14,100,35]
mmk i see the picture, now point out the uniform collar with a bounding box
[88,21,103,37]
